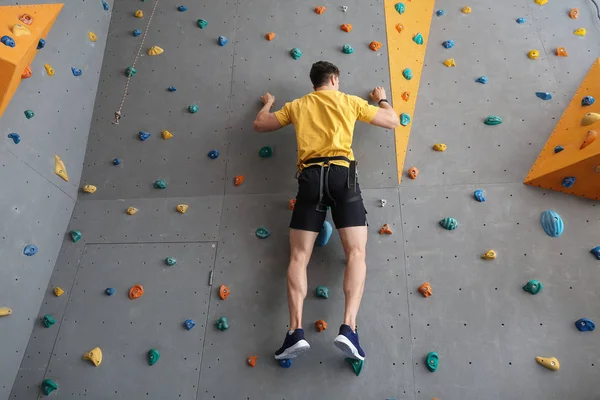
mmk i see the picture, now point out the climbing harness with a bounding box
[112,0,160,125]
[300,156,359,212]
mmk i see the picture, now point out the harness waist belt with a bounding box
[301,156,359,212]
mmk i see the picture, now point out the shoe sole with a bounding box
[274,340,310,360]
[334,335,365,361]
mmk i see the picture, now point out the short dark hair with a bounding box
[310,61,340,88]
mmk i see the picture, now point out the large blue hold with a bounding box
[71,67,82,77]
[8,133,21,144]
[575,318,595,332]
[562,176,576,188]
[582,96,595,106]
[540,210,564,237]
[218,36,228,46]
[177,5,187,11]
[442,40,454,49]
[316,221,332,247]
[590,246,600,260]
[139,131,151,141]
[1,36,15,47]
[474,189,486,202]
[475,76,488,84]
[24,245,38,256]
[279,359,292,368]
[535,92,552,101]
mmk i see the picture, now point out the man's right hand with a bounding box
[370,87,387,104]
[261,93,275,106]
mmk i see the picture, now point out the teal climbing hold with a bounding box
[148,348,160,365]
[290,48,302,60]
[188,104,199,113]
[259,146,273,158]
[523,279,543,295]
[439,217,458,230]
[400,113,411,126]
[165,257,177,266]
[402,68,412,80]
[197,19,208,29]
[70,230,82,243]
[215,316,229,331]
[316,285,329,299]
[41,379,58,395]
[125,66,136,77]
[255,227,271,239]
[426,352,439,372]
[540,210,563,237]
[412,33,424,45]
[43,314,56,328]
[24,110,34,119]
[484,116,503,125]
[342,44,354,54]
[316,221,332,246]
[346,358,364,376]
[394,2,405,14]
[153,179,167,189]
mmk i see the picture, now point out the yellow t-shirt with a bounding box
[274,90,379,170]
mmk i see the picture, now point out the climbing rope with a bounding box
[112,0,160,125]
[590,0,600,20]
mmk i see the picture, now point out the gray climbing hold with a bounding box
[70,230,82,242]
[316,286,329,299]
[402,68,412,80]
[133,29,142,36]
[24,245,38,256]
[562,176,576,188]
[535,92,552,101]
[218,36,228,46]
[24,110,34,119]
[197,19,208,29]
[71,67,82,76]
[154,179,167,189]
[8,133,20,144]
[342,44,354,54]
[208,150,219,159]
[139,131,151,141]
[442,40,454,49]
[290,48,302,60]
[475,76,488,84]
[165,257,177,266]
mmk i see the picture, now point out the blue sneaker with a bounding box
[274,329,310,360]
[334,324,365,360]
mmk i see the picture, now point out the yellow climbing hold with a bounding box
[12,24,31,36]
[574,28,587,37]
[82,185,97,194]
[126,207,138,215]
[53,287,65,297]
[481,250,497,260]
[461,6,472,14]
[83,347,103,367]
[44,64,55,76]
[432,143,447,152]
[176,204,189,214]
[528,50,540,60]
[148,46,164,56]
[54,155,69,181]
[88,32,97,42]
[443,58,456,67]
[535,356,560,371]
[161,130,173,139]
[0,308,12,317]
[534,0,547,5]
[581,113,600,126]
[134,10,144,18]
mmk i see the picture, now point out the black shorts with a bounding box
[290,165,367,232]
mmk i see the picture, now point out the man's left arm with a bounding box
[253,93,287,132]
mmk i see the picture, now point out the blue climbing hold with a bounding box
[165,257,177,266]
[70,230,82,242]
[442,40,454,49]
[575,318,595,332]
[402,68,412,80]
[208,150,219,159]
[37,38,45,50]
[413,33,424,45]
[133,29,142,37]
[554,146,564,153]
[394,2,405,14]
[562,176,576,188]
[71,67,82,77]
[105,287,115,296]
[436,9,445,16]
[540,210,564,237]
[279,359,292,368]
[24,245,38,256]
[167,86,177,92]
[218,36,228,46]
[8,133,20,144]
[112,158,121,165]
[582,96,595,106]
[474,189,486,202]
[535,92,552,101]
[316,221,332,247]
[24,110,34,119]
[183,319,196,330]
[400,113,411,126]
[1,36,15,47]
[290,48,302,60]
[475,76,488,84]
[590,246,600,260]
[516,17,526,24]
[139,131,151,141]
[101,0,109,10]
[177,5,187,11]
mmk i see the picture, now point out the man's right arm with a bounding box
[368,87,400,129]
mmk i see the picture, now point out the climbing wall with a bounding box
[9,0,600,399]
[0,1,113,399]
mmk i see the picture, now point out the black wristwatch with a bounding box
[378,99,389,106]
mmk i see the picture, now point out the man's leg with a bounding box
[338,226,368,329]
[287,228,319,330]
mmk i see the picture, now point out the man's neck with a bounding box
[315,86,336,91]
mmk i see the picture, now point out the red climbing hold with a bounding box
[379,224,393,235]
[129,284,144,299]
[341,24,352,33]
[247,356,257,367]
[234,176,245,186]
[289,199,296,210]
[265,32,275,41]
[21,66,32,79]
[219,284,230,300]
[315,6,326,14]
[369,41,383,51]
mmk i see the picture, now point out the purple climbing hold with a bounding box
[8,133,21,144]
[24,245,38,256]
[562,176,576,188]
[1,36,15,47]
[208,150,219,159]
[71,67,82,76]
[139,131,151,141]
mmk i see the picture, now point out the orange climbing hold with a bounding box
[418,282,433,298]
[289,198,296,210]
[219,284,230,300]
[341,24,352,33]
[580,130,597,150]
[395,23,404,33]
[129,284,144,300]
[247,356,258,367]
[556,47,568,57]
[234,176,245,186]
[569,8,579,19]
[369,41,383,51]
[315,6,326,14]
[21,66,32,79]
[265,32,275,41]
[19,14,33,25]
[401,92,410,102]
[379,224,393,235]
[408,166,419,179]
[315,319,328,332]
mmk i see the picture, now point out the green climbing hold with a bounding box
[153,179,167,189]
[346,358,364,376]
[41,379,58,395]
[24,110,34,119]
[439,217,458,231]
[402,68,412,80]
[413,33,424,45]
[148,348,160,365]
[165,257,177,266]
[255,227,271,239]
[394,2,405,14]
[316,285,329,299]
[125,66,136,77]
[43,314,56,328]
[484,116,502,125]
[342,44,354,54]
[290,48,302,60]
[426,351,439,372]
[215,316,229,331]
[400,113,411,126]
[70,230,82,242]
[188,104,199,113]
[523,279,543,295]
[259,146,273,158]
[197,19,208,29]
